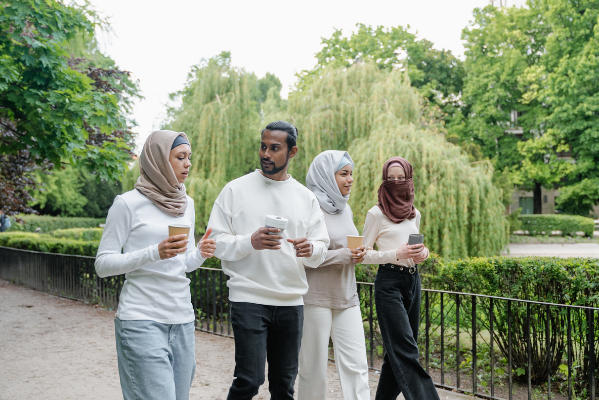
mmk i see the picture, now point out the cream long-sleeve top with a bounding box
[207,170,330,306]
[362,205,422,267]
[304,205,360,309]
[95,189,206,324]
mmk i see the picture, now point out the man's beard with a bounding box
[260,154,290,176]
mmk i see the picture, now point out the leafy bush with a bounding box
[424,255,599,390]
[0,232,99,256]
[517,214,595,237]
[507,208,523,232]
[0,231,226,265]
[50,228,104,241]
[7,215,105,233]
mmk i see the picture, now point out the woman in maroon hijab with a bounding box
[362,157,439,400]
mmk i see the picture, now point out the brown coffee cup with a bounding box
[347,235,364,250]
[168,224,191,249]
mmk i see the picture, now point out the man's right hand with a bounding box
[251,227,283,250]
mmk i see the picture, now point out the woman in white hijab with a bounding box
[298,150,370,400]
[95,130,216,400]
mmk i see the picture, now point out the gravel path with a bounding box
[0,279,468,400]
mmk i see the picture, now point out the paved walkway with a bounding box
[0,280,470,400]
[504,243,599,258]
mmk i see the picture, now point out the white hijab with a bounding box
[306,150,354,215]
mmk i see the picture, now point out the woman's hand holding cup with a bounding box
[199,227,216,259]
[395,242,425,261]
[350,245,366,264]
[159,235,189,260]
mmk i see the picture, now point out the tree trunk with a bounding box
[533,182,543,214]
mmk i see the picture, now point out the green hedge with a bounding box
[0,232,99,256]
[517,214,595,237]
[50,228,104,241]
[417,255,599,389]
[0,231,224,266]
[8,215,105,233]
[422,255,599,305]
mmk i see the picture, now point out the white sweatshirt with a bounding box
[95,189,206,324]
[207,170,330,306]
[362,205,423,267]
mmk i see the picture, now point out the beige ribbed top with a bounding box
[362,205,422,267]
[303,205,360,309]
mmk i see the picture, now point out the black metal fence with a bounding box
[1,246,597,399]
[0,246,122,309]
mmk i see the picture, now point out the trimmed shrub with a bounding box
[517,214,595,237]
[0,232,99,256]
[8,215,105,233]
[50,228,104,241]
[420,255,599,389]
[0,231,225,266]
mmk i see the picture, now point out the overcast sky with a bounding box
[93,0,527,152]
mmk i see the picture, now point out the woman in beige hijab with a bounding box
[96,130,216,400]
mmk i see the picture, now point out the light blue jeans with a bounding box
[114,318,196,400]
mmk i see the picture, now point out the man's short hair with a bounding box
[262,121,298,151]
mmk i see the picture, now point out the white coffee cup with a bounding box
[265,215,288,236]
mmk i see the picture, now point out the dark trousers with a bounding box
[374,265,440,400]
[227,302,303,400]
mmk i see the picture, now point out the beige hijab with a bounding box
[135,130,189,217]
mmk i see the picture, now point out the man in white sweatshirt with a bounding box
[207,120,330,400]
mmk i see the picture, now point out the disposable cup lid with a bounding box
[265,215,288,229]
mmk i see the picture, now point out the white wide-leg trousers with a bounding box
[298,304,370,400]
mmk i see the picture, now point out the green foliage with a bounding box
[121,160,139,193]
[30,165,122,218]
[7,215,104,233]
[518,214,595,237]
[50,228,104,241]
[507,208,523,232]
[0,0,136,180]
[0,232,98,256]
[298,23,466,133]
[275,62,507,258]
[555,178,599,217]
[461,1,599,210]
[162,52,275,231]
[283,62,421,180]
[29,166,88,216]
[430,255,599,388]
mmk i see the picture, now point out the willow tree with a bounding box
[162,52,279,229]
[276,62,420,181]
[349,123,507,259]
[270,62,507,258]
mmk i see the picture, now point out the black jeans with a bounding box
[374,265,440,400]
[227,302,303,400]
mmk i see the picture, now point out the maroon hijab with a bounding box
[377,157,417,224]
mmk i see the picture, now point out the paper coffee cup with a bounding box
[168,224,190,249]
[347,235,364,249]
[265,215,288,235]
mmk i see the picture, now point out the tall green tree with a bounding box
[31,165,122,218]
[297,24,466,136]
[270,62,507,258]
[162,52,278,229]
[0,0,138,215]
[461,0,599,215]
